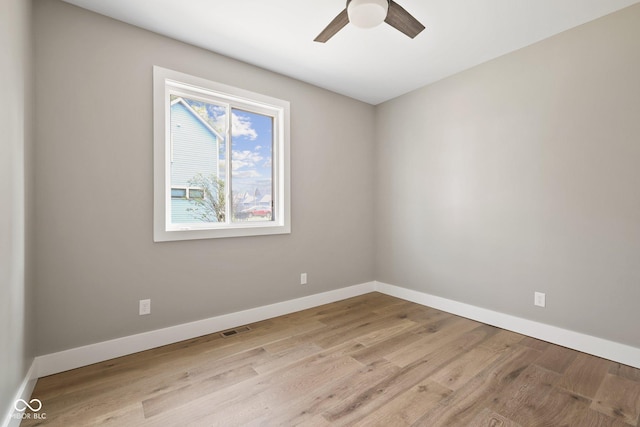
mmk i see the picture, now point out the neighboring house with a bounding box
[170,97,222,223]
[234,192,271,212]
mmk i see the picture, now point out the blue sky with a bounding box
[230,109,273,198]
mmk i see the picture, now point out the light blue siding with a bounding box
[170,99,219,223]
[171,198,196,224]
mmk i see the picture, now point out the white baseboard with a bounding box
[35,282,376,377]
[2,360,38,427]
[374,281,640,369]
[34,279,640,380]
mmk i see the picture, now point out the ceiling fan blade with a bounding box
[314,8,349,43]
[385,0,425,39]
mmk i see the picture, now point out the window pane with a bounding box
[171,188,186,198]
[188,188,204,199]
[230,109,274,222]
[169,96,227,224]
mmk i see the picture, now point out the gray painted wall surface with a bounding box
[1,0,34,415]
[375,5,640,347]
[34,0,375,355]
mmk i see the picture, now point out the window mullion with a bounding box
[225,104,233,224]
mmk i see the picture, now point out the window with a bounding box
[188,188,204,200]
[171,188,187,199]
[154,66,290,241]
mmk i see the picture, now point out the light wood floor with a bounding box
[24,293,640,426]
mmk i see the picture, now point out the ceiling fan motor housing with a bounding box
[347,0,390,28]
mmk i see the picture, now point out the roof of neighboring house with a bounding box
[170,97,224,141]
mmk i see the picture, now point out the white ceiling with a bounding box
[61,0,639,105]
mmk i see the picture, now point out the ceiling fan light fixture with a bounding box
[347,0,389,29]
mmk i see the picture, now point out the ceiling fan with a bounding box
[315,0,425,43]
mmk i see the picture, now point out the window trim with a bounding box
[153,66,290,241]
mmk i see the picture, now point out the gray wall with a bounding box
[376,4,640,348]
[33,0,375,355]
[1,0,34,415]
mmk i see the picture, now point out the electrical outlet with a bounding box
[139,299,151,315]
[534,292,546,308]
[300,273,308,285]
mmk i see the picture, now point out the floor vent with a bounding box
[220,326,251,338]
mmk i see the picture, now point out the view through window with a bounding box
[154,67,290,241]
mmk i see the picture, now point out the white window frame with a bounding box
[153,66,290,242]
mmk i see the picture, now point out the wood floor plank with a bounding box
[430,346,501,391]
[534,342,579,373]
[591,373,640,425]
[290,414,333,427]
[466,408,522,427]
[194,356,364,425]
[80,403,146,427]
[610,363,640,383]
[487,364,561,424]
[350,326,427,365]
[535,387,592,426]
[477,329,524,354]
[572,408,634,427]
[520,336,550,351]
[258,358,400,426]
[410,346,543,426]
[373,303,450,325]
[349,307,463,367]
[314,313,420,349]
[353,319,420,347]
[352,379,452,426]
[253,340,323,375]
[323,324,500,425]
[558,352,612,399]
[310,293,396,325]
[383,317,482,367]
[141,363,258,418]
[142,341,364,426]
[22,293,640,427]
[321,356,440,425]
[289,310,395,349]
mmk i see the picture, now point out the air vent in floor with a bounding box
[220,325,251,338]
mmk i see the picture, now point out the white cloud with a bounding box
[232,114,257,140]
[208,110,258,141]
[210,107,227,134]
[233,150,263,163]
[232,150,263,172]
[233,170,261,178]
